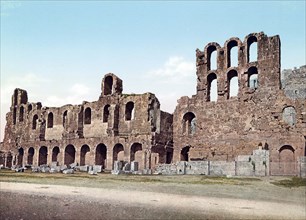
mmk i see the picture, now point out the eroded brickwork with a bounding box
[1,32,305,176]
[173,32,306,176]
[1,73,173,171]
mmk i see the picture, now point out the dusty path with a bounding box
[1,182,305,220]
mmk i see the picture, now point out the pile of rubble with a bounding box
[9,162,104,175]
[111,161,151,175]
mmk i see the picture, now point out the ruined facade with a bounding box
[172,32,306,176]
[1,32,305,176]
[0,73,173,171]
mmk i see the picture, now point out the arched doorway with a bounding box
[6,152,13,168]
[64,145,75,165]
[17,147,24,166]
[52,147,60,162]
[279,145,295,175]
[113,144,124,168]
[38,146,48,166]
[80,145,90,166]
[181,146,190,161]
[27,147,34,165]
[130,143,143,169]
[95,144,107,168]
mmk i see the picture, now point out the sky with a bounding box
[1,0,305,141]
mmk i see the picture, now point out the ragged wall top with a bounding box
[173,32,306,161]
[281,65,306,99]
[195,32,281,101]
[2,74,173,151]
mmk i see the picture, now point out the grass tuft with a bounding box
[271,177,306,188]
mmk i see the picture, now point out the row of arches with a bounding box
[206,35,258,71]
[31,101,136,130]
[16,143,145,169]
[13,104,34,125]
[207,66,258,102]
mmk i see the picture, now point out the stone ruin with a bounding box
[0,32,305,177]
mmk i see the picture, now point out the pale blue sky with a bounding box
[1,0,305,141]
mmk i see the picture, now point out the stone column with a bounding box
[48,148,52,166]
[75,146,80,165]
[23,150,28,166]
[60,149,65,166]
[106,147,113,170]
[4,155,7,168]
[173,148,181,163]
[33,148,38,166]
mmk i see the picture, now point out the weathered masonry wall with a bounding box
[155,149,269,176]
[0,73,173,171]
[1,32,305,177]
[173,32,306,176]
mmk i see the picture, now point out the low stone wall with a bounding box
[155,149,269,176]
[299,157,306,178]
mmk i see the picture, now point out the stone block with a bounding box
[177,161,186,174]
[131,161,138,172]
[93,165,102,173]
[79,165,89,172]
[88,170,97,175]
[50,161,58,168]
[60,165,68,171]
[123,163,130,171]
[63,169,74,174]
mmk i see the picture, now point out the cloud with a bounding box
[147,56,195,83]
[45,83,92,107]
[0,73,95,141]
[143,56,197,113]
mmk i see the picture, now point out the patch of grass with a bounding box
[0,170,262,187]
[271,177,306,188]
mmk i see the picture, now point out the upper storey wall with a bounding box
[3,73,172,145]
[196,32,281,101]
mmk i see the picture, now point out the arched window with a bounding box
[125,102,134,121]
[248,66,258,89]
[28,104,32,113]
[103,105,110,123]
[19,106,24,122]
[63,110,68,127]
[32,114,38,130]
[183,112,196,135]
[181,146,190,161]
[282,107,296,126]
[13,107,17,125]
[227,70,238,98]
[47,112,54,128]
[247,36,258,62]
[227,40,238,67]
[207,73,218,102]
[104,76,113,95]
[84,107,91,124]
[207,45,217,70]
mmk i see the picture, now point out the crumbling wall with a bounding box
[173,32,306,176]
[281,65,306,99]
[1,74,174,172]
[155,149,269,176]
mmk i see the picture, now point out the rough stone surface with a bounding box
[0,32,305,177]
[172,32,305,176]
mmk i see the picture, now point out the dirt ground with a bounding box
[0,171,305,220]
